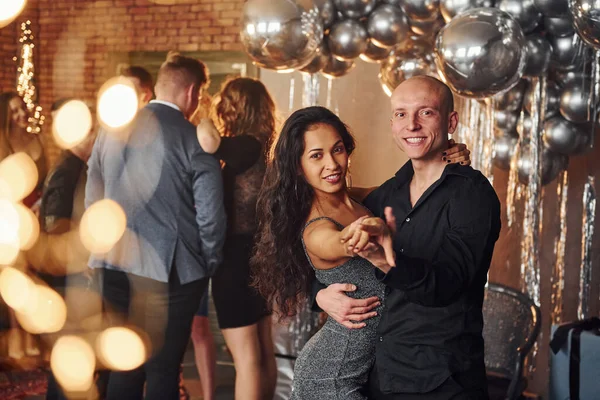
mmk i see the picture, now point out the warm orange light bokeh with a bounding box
[97,77,138,130]
[53,99,93,149]
[0,0,27,28]
[0,152,39,203]
[97,327,147,371]
[51,336,96,392]
[80,199,127,254]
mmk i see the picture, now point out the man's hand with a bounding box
[340,216,396,266]
[315,283,380,329]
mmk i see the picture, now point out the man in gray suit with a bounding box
[85,54,226,400]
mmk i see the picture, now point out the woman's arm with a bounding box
[196,118,221,154]
[303,217,367,268]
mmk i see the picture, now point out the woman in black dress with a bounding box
[195,77,277,400]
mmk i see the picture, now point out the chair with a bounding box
[482,283,541,400]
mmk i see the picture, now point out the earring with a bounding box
[294,181,299,199]
[346,169,353,189]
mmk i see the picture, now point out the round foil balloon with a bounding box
[382,0,402,5]
[549,34,585,72]
[534,0,569,17]
[523,80,560,116]
[493,134,518,170]
[301,41,331,74]
[524,34,552,77]
[322,55,356,78]
[551,69,591,87]
[240,0,323,71]
[517,145,569,185]
[379,46,436,96]
[497,0,542,33]
[367,4,410,49]
[544,17,575,38]
[559,80,596,123]
[334,0,378,19]
[569,0,600,49]
[327,19,368,60]
[440,0,495,23]
[434,8,527,99]
[495,79,527,112]
[402,0,441,22]
[315,0,337,29]
[543,115,589,154]
[495,110,519,132]
[360,40,393,63]
[410,15,445,38]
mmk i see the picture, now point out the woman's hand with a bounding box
[443,139,471,166]
[340,216,395,267]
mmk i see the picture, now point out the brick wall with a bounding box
[4,0,245,164]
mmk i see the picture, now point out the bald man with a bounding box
[316,76,501,399]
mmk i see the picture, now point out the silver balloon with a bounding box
[410,15,445,38]
[559,80,596,123]
[327,19,368,60]
[524,80,560,116]
[379,46,436,96]
[360,39,393,63]
[551,70,591,87]
[544,16,574,38]
[322,55,356,78]
[569,0,600,49]
[543,115,590,154]
[382,0,402,5]
[497,0,542,33]
[241,0,323,71]
[401,0,441,22]
[549,34,586,72]
[517,145,569,185]
[495,109,519,131]
[493,134,518,170]
[434,8,527,99]
[301,41,331,74]
[495,79,527,112]
[334,0,378,19]
[440,0,495,23]
[534,0,569,18]
[524,34,552,77]
[315,0,337,29]
[367,4,410,49]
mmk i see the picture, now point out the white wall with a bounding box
[260,59,409,188]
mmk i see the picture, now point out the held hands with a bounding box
[340,208,397,270]
[444,139,471,166]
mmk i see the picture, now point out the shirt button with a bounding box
[400,248,404,253]
[379,337,383,342]
[405,217,410,222]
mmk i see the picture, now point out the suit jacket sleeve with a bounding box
[85,132,104,209]
[376,181,501,306]
[191,149,227,272]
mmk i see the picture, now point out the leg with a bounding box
[191,315,216,400]
[144,274,207,400]
[257,315,277,400]
[221,324,263,400]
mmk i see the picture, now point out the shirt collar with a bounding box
[149,100,181,112]
[394,160,473,186]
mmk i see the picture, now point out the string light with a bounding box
[16,20,44,134]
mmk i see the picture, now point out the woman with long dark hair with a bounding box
[194,77,277,400]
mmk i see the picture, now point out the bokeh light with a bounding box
[97,77,138,129]
[51,336,96,392]
[80,199,127,254]
[0,200,20,265]
[0,0,27,29]
[0,267,35,312]
[97,327,147,371]
[53,99,93,149]
[16,284,67,334]
[14,202,39,250]
[0,152,39,203]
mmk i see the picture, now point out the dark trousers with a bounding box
[368,366,489,400]
[100,268,207,400]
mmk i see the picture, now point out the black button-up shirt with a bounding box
[363,161,501,395]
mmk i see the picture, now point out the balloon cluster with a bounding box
[239,0,600,186]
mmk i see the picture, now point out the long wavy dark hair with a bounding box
[251,106,356,318]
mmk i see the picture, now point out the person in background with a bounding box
[0,91,47,360]
[195,77,277,400]
[86,53,226,400]
[121,65,154,108]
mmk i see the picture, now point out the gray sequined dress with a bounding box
[291,217,386,400]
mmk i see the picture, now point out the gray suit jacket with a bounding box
[85,102,226,283]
